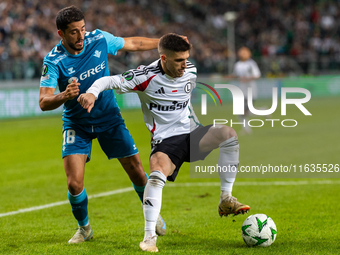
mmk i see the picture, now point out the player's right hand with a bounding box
[77,93,96,113]
[64,79,80,100]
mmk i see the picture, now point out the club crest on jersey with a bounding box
[123,71,134,81]
[184,82,193,93]
[68,77,78,84]
[41,65,48,76]
[93,50,101,58]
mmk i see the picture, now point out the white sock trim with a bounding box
[143,170,166,239]
[219,136,238,148]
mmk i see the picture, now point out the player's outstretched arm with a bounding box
[121,36,188,51]
[78,76,122,113]
[39,79,80,111]
[78,70,146,113]
[121,37,159,51]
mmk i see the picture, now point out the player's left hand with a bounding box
[77,93,96,113]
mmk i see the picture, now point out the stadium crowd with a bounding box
[1,0,340,79]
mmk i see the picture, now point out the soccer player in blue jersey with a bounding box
[38,6,166,243]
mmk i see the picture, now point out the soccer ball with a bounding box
[241,214,277,247]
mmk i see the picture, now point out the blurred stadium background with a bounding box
[1,0,340,119]
[1,1,340,254]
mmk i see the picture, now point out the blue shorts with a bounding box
[62,114,138,162]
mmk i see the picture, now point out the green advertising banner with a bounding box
[0,88,142,120]
[281,75,340,96]
[0,76,339,120]
[0,89,63,119]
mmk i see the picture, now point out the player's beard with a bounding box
[178,69,185,77]
[67,40,84,51]
[170,67,185,78]
[173,68,185,77]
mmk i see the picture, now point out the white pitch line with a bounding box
[0,187,134,218]
[1,180,339,218]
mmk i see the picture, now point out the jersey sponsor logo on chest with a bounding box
[79,60,105,80]
[67,61,106,81]
[149,99,189,111]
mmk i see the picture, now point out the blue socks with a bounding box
[68,188,89,227]
[68,173,148,226]
[133,172,149,202]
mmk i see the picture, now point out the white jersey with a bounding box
[87,59,201,142]
[233,59,261,99]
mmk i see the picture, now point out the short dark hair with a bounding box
[56,6,84,31]
[158,33,192,55]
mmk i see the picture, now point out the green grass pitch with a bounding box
[0,96,339,254]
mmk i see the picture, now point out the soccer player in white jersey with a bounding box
[227,47,261,134]
[78,33,250,252]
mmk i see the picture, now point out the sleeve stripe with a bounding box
[150,118,156,135]
[135,68,161,76]
[136,71,161,77]
[134,66,159,73]
[186,66,196,70]
[132,75,157,92]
